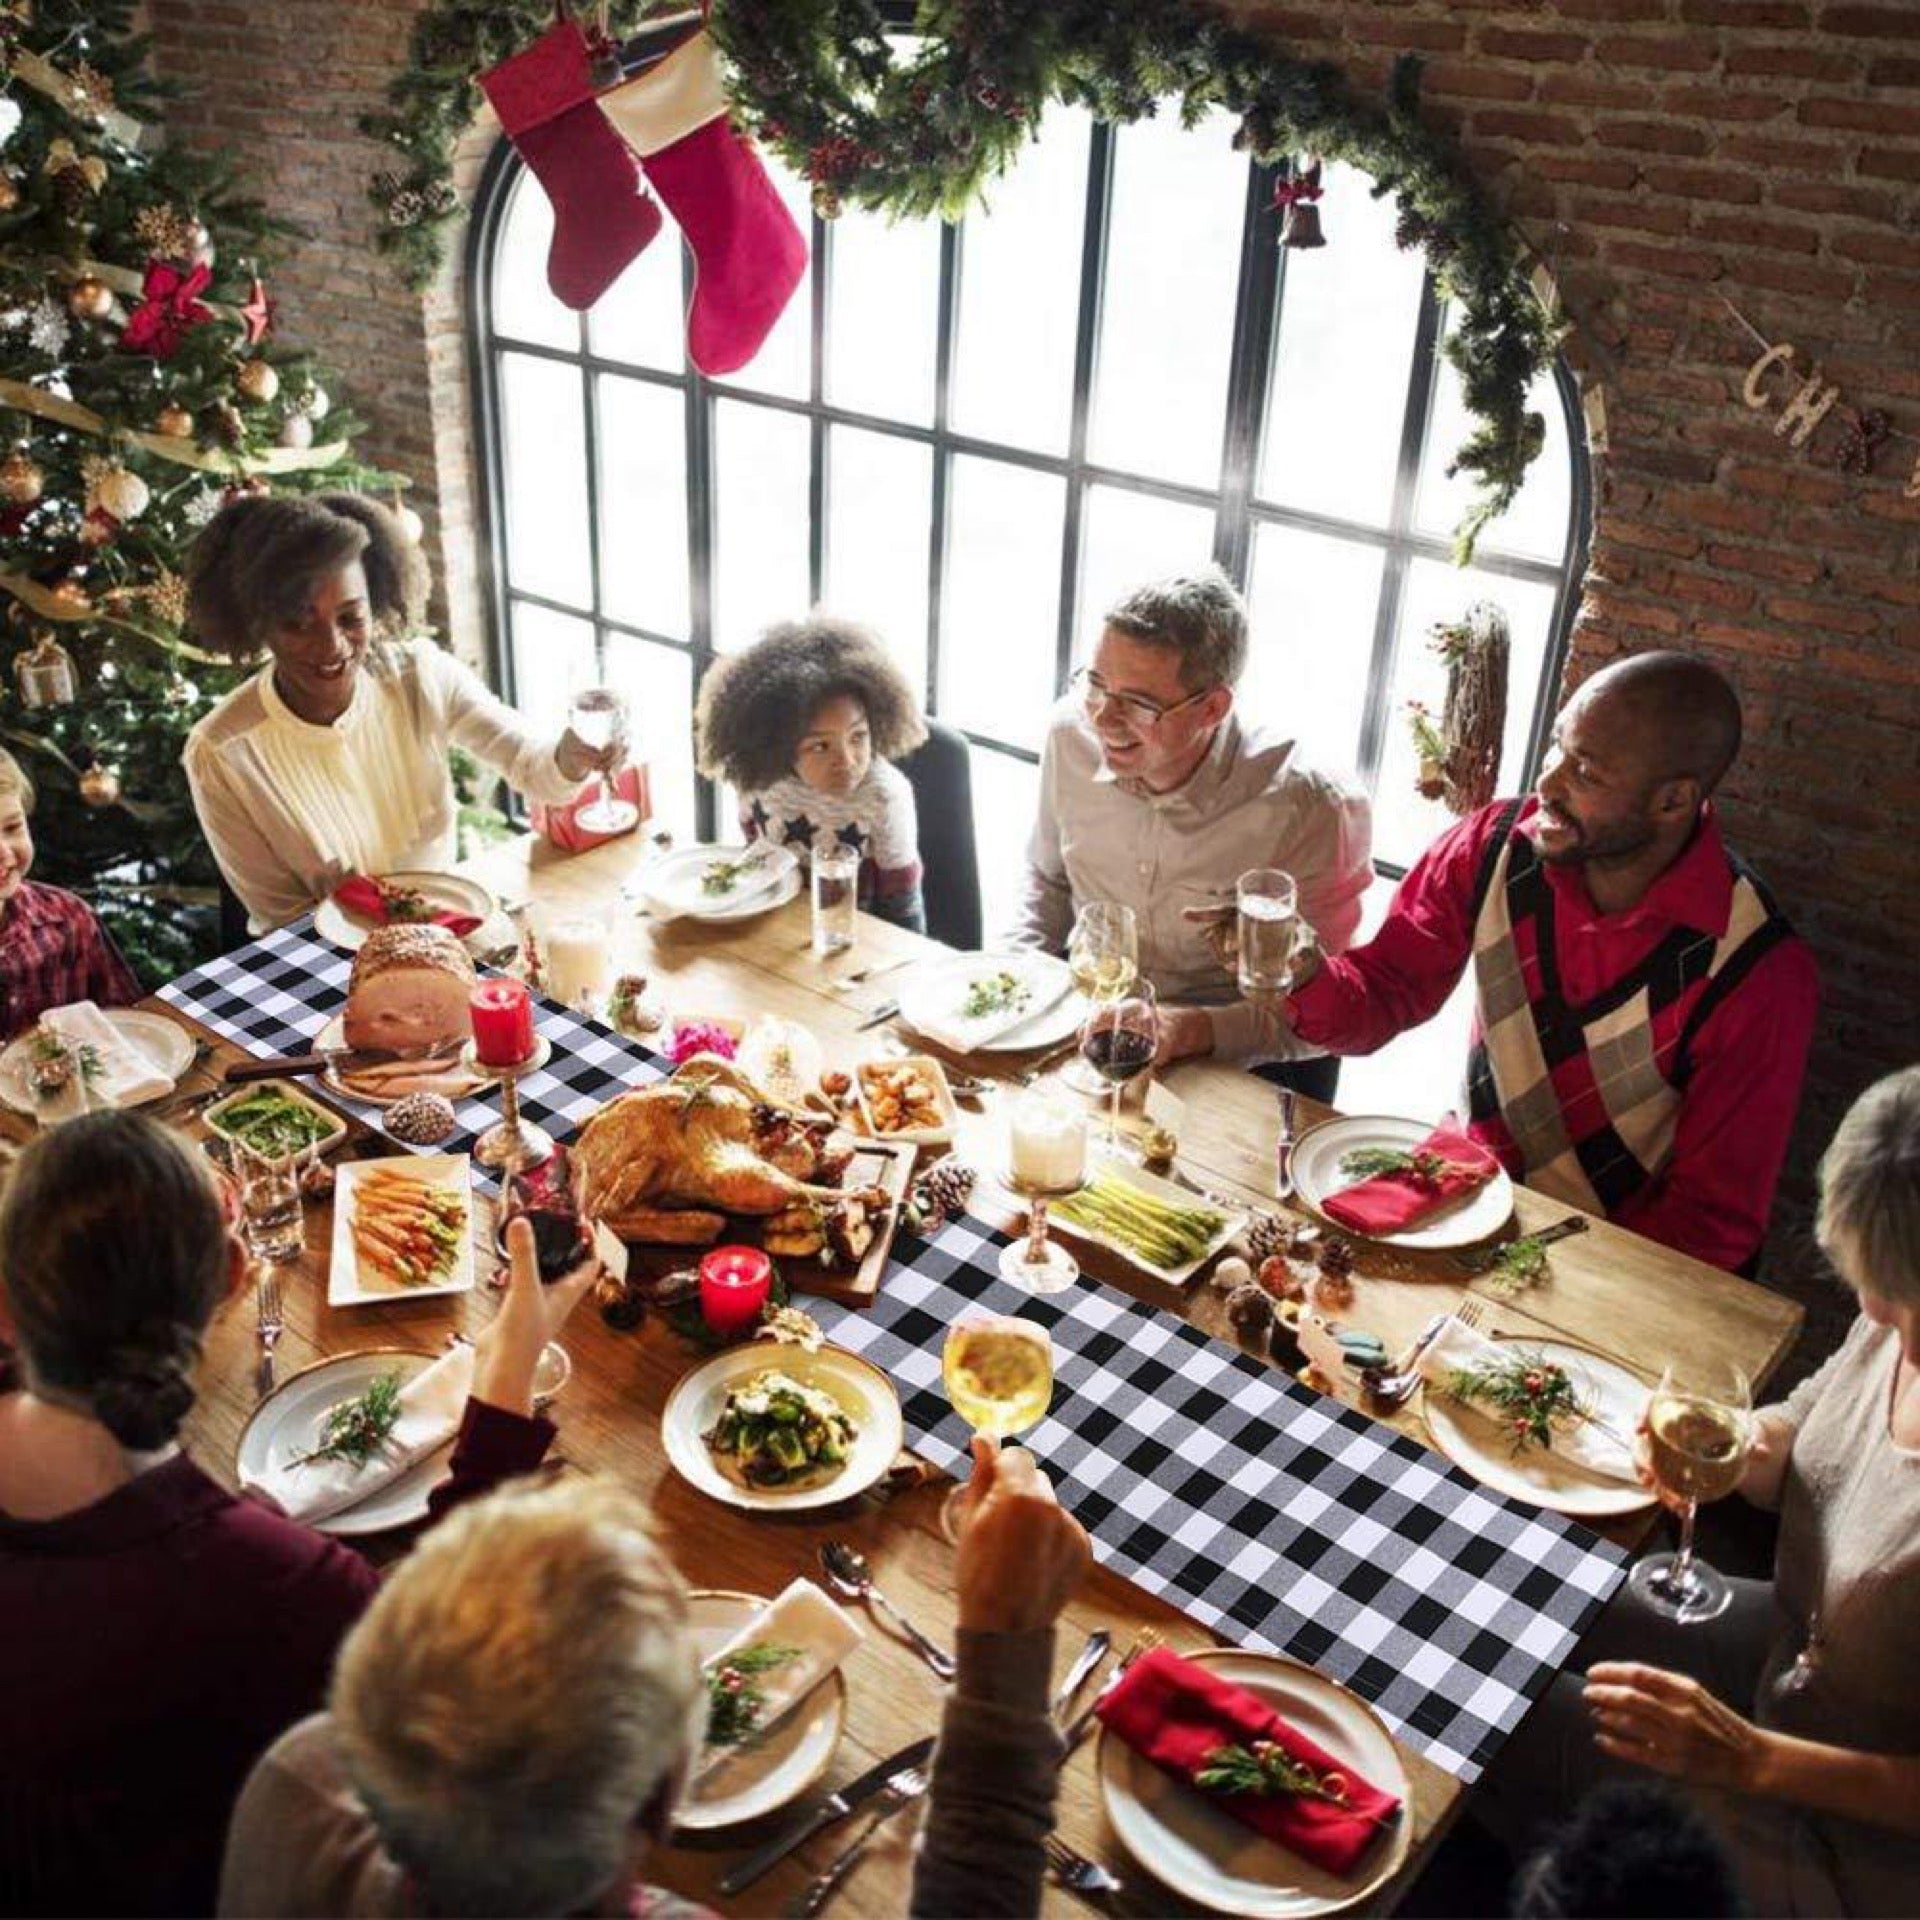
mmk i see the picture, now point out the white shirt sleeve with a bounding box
[413,642,585,807]
[1007,725,1074,954]
[183,732,318,934]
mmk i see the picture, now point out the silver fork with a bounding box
[793,1765,930,1916]
[255,1269,284,1396]
[1062,1627,1161,1753]
[1368,1297,1488,1409]
[1045,1834,1124,1900]
[831,955,916,993]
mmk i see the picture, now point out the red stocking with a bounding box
[479,16,663,311]
[602,31,807,376]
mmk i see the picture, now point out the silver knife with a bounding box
[854,999,900,1032]
[1275,1088,1298,1201]
[716,1734,937,1895]
[1052,1628,1111,1724]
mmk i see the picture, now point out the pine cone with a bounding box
[1316,1234,1357,1279]
[907,1154,976,1231]
[1245,1210,1290,1262]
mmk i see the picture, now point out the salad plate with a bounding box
[661,1344,902,1512]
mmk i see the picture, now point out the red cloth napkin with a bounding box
[1096,1646,1401,1879]
[333,875,482,940]
[1321,1121,1497,1236]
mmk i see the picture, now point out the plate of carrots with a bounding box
[327,1155,476,1305]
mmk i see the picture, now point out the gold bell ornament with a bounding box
[13,632,77,709]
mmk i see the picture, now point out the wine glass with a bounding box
[1079,982,1158,1149]
[940,1314,1054,1541]
[567,678,638,835]
[1629,1359,1753,1624]
[1062,903,1138,1093]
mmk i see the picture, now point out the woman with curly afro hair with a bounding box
[694,616,928,931]
[182,494,620,932]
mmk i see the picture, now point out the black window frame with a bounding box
[466,112,1591,871]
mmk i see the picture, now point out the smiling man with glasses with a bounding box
[1010,568,1372,1080]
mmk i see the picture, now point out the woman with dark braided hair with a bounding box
[0,1110,594,1915]
[183,493,621,933]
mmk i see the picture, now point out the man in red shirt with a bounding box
[1276,651,1818,1274]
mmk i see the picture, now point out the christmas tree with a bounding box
[0,0,398,982]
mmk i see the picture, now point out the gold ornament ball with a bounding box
[48,575,91,615]
[235,359,280,405]
[78,764,121,809]
[277,411,314,451]
[155,402,194,438]
[397,503,425,544]
[0,448,44,506]
[66,274,113,320]
[91,466,150,522]
[0,172,20,215]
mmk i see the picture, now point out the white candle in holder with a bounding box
[544,913,614,1009]
[1009,1092,1088,1192]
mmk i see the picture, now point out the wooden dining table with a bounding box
[47,829,1803,1917]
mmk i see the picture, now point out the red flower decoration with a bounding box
[120,258,214,359]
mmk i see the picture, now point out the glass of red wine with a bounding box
[1079,982,1159,1150]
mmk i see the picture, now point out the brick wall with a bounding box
[146,0,1919,1316]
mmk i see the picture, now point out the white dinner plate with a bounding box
[643,846,803,924]
[313,871,499,955]
[0,1007,198,1115]
[896,951,1086,1053]
[312,1013,487,1110]
[1291,1114,1514,1251]
[1097,1648,1412,1919]
[1422,1335,1657,1519]
[661,1344,904,1512]
[1043,1150,1247,1288]
[328,1154,478,1306]
[234,1348,448,1538]
[675,1590,849,1832]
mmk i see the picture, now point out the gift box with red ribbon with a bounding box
[530,762,650,851]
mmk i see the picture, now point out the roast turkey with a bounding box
[573,1056,884,1254]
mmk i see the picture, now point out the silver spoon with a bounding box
[819,1541,957,1680]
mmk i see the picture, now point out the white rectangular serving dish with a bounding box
[328,1153,477,1306]
[1046,1151,1248,1288]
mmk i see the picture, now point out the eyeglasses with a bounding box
[1069,666,1214,730]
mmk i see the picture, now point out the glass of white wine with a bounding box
[567,680,638,836]
[940,1314,1054,1541]
[1629,1359,1753,1624]
[1062,902,1138,1094]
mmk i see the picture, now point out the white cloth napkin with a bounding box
[246,1343,473,1526]
[40,1000,173,1108]
[909,955,1068,1053]
[1419,1318,1638,1483]
[654,843,797,916]
[694,1577,864,1784]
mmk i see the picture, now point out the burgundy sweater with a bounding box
[0,1399,551,1918]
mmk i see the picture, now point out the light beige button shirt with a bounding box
[1008,701,1372,1063]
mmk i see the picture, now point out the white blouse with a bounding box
[184,640,583,932]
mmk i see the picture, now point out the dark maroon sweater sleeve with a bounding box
[424,1398,556,1522]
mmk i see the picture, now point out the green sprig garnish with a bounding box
[960,970,1030,1020]
[705,1642,802,1747]
[1339,1145,1482,1185]
[1444,1349,1588,1452]
[700,858,746,897]
[1486,1234,1552,1299]
[289,1372,404,1471]
[1195,1741,1352,1808]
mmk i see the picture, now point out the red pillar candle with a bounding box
[699,1245,773,1340]
[470,978,537,1068]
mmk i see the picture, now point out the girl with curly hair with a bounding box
[694,616,928,931]
[183,494,620,932]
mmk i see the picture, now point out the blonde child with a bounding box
[0,749,141,1041]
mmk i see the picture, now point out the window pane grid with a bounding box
[475,114,1585,895]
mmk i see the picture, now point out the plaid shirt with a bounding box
[0,881,143,1042]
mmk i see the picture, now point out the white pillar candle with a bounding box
[545,916,614,1007]
[1009,1092,1088,1191]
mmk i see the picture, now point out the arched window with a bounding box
[471,104,1589,1108]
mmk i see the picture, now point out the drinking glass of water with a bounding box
[567,683,638,836]
[811,845,858,956]
[235,1144,303,1265]
[1236,867,1306,997]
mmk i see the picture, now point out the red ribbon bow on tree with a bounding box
[1271,160,1324,212]
[121,257,214,359]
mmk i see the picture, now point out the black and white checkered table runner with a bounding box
[164,923,1625,1781]
[817,1215,1627,1783]
[158,917,665,1183]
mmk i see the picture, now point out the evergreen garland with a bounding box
[362,0,1564,558]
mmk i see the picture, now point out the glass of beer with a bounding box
[1629,1359,1753,1624]
[1236,867,1305,997]
[940,1314,1054,1540]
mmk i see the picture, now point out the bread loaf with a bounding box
[342,924,476,1055]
